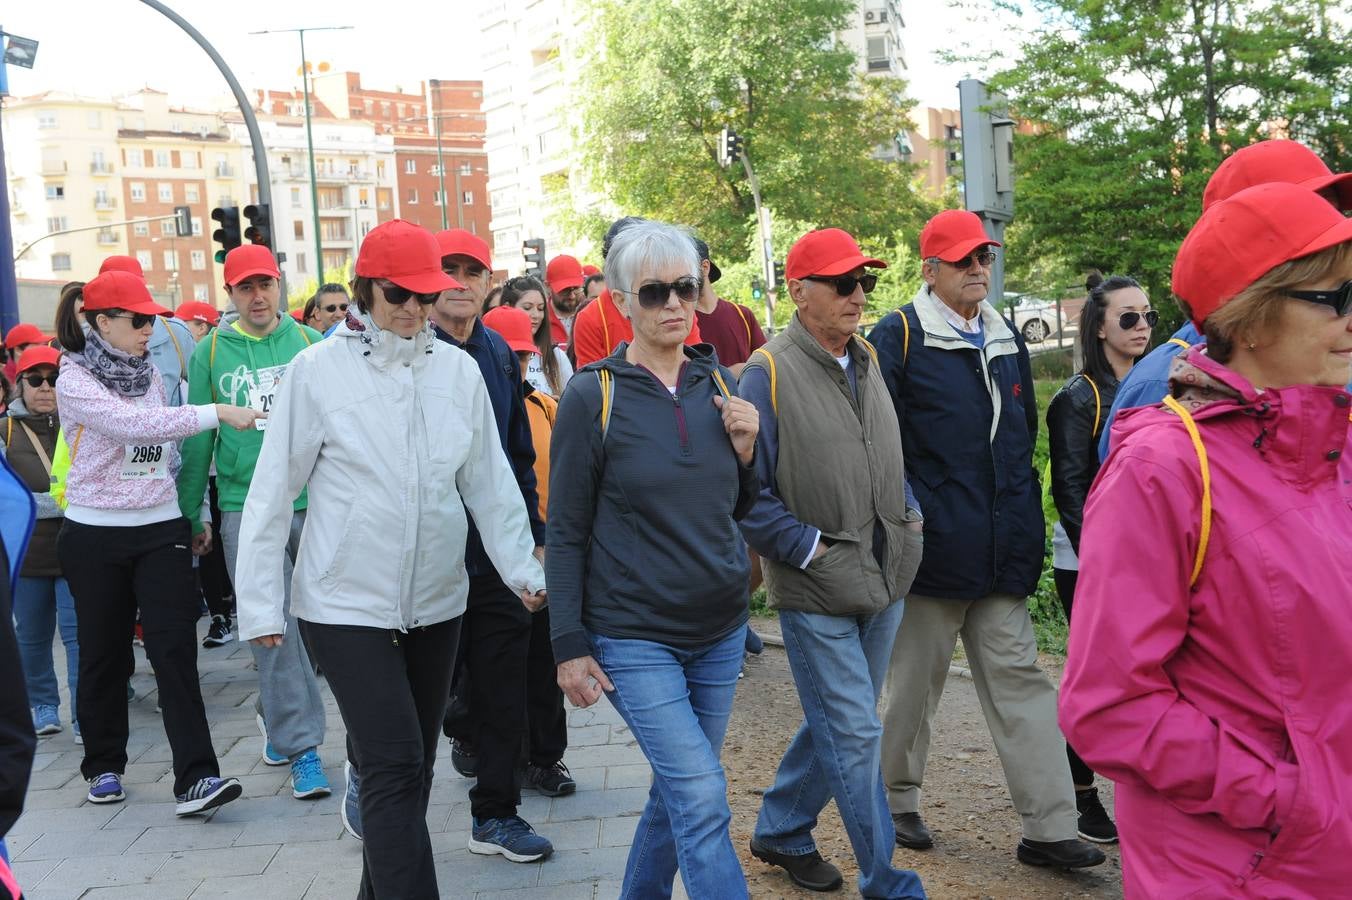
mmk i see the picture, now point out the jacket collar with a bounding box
[336,310,436,371]
[784,312,874,372]
[433,316,486,350]
[597,340,715,386]
[910,285,1018,356]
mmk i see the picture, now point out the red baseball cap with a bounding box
[16,346,61,374]
[356,220,462,294]
[1173,182,1352,329]
[919,210,1001,263]
[483,305,539,355]
[4,323,55,350]
[1203,140,1352,212]
[82,270,173,316]
[785,228,887,281]
[546,255,584,293]
[289,308,307,322]
[98,255,144,277]
[581,264,601,278]
[174,301,220,327]
[223,245,281,287]
[435,229,493,270]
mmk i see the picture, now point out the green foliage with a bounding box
[287,259,354,309]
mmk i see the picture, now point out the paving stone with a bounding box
[543,818,600,851]
[16,827,144,861]
[81,878,202,899]
[567,724,612,747]
[232,813,346,847]
[561,744,647,770]
[13,805,121,834]
[604,764,652,790]
[599,815,641,848]
[475,881,598,900]
[155,843,279,879]
[264,838,363,875]
[126,823,245,854]
[186,872,316,899]
[430,849,543,894]
[548,787,650,823]
[535,845,632,886]
[104,801,194,829]
[25,851,168,893]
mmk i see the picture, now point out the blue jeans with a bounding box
[755,601,926,899]
[591,626,749,900]
[13,575,78,712]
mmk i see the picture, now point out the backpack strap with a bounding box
[209,329,221,402]
[898,308,910,363]
[299,327,314,347]
[166,321,187,374]
[4,417,10,447]
[856,336,879,369]
[1082,374,1103,438]
[749,347,778,416]
[1161,395,1212,588]
[733,303,752,345]
[597,369,615,439]
[601,294,612,354]
[1167,337,1191,350]
[711,368,733,402]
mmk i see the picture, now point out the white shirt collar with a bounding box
[934,294,983,334]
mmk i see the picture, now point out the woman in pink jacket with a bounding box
[1060,181,1352,898]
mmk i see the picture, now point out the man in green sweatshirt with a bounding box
[177,244,331,800]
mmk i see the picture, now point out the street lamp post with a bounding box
[430,79,448,230]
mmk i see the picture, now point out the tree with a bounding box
[573,0,937,267]
[987,0,1351,316]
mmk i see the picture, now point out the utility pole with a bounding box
[430,79,448,230]
[0,25,40,333]
[718,125,775,332]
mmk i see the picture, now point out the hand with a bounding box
[557,655,613,708]
[713,394,759,466]
[812,539,829,561]
[191,523,213,557]
[217,404,264,431]
[251,634,283,648]
[532,546,546,565]
[521,589,548,613]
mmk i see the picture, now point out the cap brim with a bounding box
[707,261,722,283]
[226,266,281,286]
[504,339,537,354]
[1292,212,1352,261]
[549,276,584,292]
[814,253,889,277]
[122,298,174,317]
[388,269,463,293]
[934,238,1001,263]
[1301,172,1352,211]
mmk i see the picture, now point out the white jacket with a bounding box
[234,314,545,640]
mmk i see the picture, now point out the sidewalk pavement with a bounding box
[7,623,672,899]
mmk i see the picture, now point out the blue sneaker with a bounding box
[33,705,62,736]
[175,776,242,816]
[291,749,331,799]
[340,760,362,840]
[256,713,288,766]
[468,815,553,863]
[87,772,126,804]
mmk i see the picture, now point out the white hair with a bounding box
[603,220,701,305]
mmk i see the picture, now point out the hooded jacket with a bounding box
[233,313,545,640]
[177,316,322,532]
[1060,348,1352,898]
[147,316,197,408]
[1,399,62,577]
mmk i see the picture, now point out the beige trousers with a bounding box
[881,592,1078,842]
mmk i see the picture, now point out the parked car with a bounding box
[1002,292,1080,343]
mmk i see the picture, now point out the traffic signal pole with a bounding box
[719,125,775,333]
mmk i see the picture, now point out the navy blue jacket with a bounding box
[868,291,1044,600]
[435,319,546,576]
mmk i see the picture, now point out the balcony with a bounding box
[867,57,894,72]
[90,161,114,175]
[40,160,68,176]
[214,163,234,178]
[320,234,353,246]
[94,196,118,211]
[97,231,119,245]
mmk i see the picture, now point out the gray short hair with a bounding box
[604,220,701,303]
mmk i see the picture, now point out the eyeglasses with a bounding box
[105,312,156,329]
[626,277,702,309]
[376,281,439,306]
[22,373,58,388]
[940,250,999,270]
[803,273,879,296]
[1118,310,1159,330]
[322,303,349,314]
[1286,280,1352,317]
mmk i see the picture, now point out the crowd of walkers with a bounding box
[0,137,1349,899]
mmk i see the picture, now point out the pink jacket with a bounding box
[1060,348,1352,898]
[57,357,211,514]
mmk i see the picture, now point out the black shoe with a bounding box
[1016,837,1106,869]
[1075,787,1119,843]
[749,839,843,892]
[450,739,478,778]
[202,615,233,647]
[523,760,576,797]
[892,811,934,850]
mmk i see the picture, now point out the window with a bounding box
[191,250,206,270]
[291,187,302,203]
[358,188,369,207]
[191,217,203,236]
[136,250,153,271]
[376,188,392,210]
[37,113,57,129]
[133,221,150,237]
[158,183,174,202]
[193,284,209,302]
[462,191,474,206]
[181,152,199,170]
[407,188,418,204]
[51,253,72,272]
[184,184,199,203]
[45,216,68,233]
[458,163,471,176]
[155,150,171,168]
[45,184,65,200]
[163,250,179,271]
[294,220,305,239]
[376,161,386,179]
[161,220,177,236]
[433,191,443,206]
[97,227,117,245]
[130,182,146,202]
[87,111,103,129]
[295,252,307,274]
[94,189,112,209]
[405,159,417,175]
[397,103,406,120]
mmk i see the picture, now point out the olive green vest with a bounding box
[745,314,921,616]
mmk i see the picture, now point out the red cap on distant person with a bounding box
[785,228,887,281]
[82,270,172,317]
[483,305,539,355]
[1173,182,1352,329]
[16,346,61,374]
[1203,139,1352,211]
[356,220,462,293]
[582,264,601,278]
[919,210,1001,263]
[5,323,54,350]
[223,245,281,286]
[289,308,307,322]
[98,255,144,277]
[435,229,493,270]
[174,301,220,327]
[546,255,584,293]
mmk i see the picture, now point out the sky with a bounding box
[1,0,1032,112]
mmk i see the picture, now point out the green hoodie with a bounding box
[178,315,323,534]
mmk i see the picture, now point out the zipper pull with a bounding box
[391,630,400,647]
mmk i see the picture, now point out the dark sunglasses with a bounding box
[377,281,439,306]
[630,277,702,309]
[803,273,879,296]
[1118,310,1159,330]
[322,302,349,314]
[106,312,157,329]
[22,373,58,388]
[1286,280,1352,317]
[942,250,999,270]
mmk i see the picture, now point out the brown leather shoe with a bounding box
[750,839,844,892]
[892,811,934,850]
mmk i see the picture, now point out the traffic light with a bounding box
[771,260,785,291]
[751,278,763,301]
[211,206,241,264]
[522,238,546,279]
[243,203,271,248]
[717,126,744,169]
[173,205,192,238]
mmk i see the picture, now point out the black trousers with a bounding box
[59,518,220,796]
[1053,567,1096,787]
[301,617,460,900]
[198,477,234,619]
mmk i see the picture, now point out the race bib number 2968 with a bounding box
[120,443,169,480]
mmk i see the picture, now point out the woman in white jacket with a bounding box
[234,220,546,900]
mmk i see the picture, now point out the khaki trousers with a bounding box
[881,592,1078,842]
